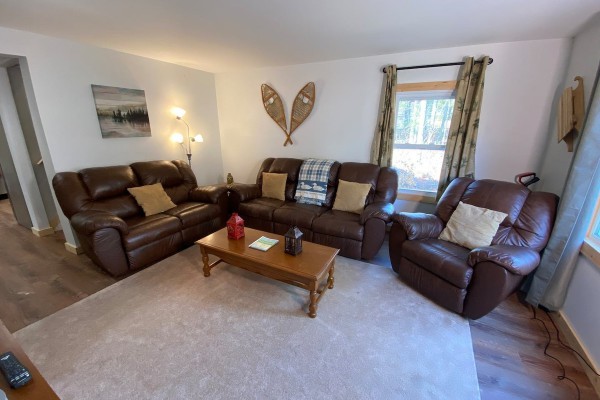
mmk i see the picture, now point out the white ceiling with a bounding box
[1,0,599,73]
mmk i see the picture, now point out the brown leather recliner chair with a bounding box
[389,178,558,319]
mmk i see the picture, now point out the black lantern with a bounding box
[284,226,303,255]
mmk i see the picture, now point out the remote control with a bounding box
[0,352,31,388]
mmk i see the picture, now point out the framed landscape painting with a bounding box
[91,85,152,138]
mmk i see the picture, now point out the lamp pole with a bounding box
[177,116,193,165]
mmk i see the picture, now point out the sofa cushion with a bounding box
[238,197,285,221]
[332,180,371,214]
[273,203,327,229]
[123,214,182,251]
[131,160,197,204]
[257,158,304,201]
[312,210,364,241]
[80,165,138,200]
[338,163,379,204]
[262,173,287,200]
[163,202,222,228]
[402,239,472,289]
[127,183,177,216]
[131,160,183,187]
[439,201,507,249]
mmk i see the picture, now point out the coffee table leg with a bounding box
[327,262,335,289]
[201,246,211,277]
[308,284,318,318]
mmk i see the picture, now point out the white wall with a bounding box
[548,13,600,371]
[216,39,570,196]
[0,26,223,184]
[0,26,224,245]
[538,13,600,196]
[562,256,600,370]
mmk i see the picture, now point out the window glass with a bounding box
[392,90,454,192]
[589,201,600,245]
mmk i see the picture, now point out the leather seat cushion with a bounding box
[273,203,327,229]
[312,210,364,241]
[164,202,221,228]
[123,214,182,251]
[239,197,285,221]
[402,239,472,289]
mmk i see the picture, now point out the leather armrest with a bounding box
[391,213,444,240]
[228,183,261,202]
[70,210,128,235]
[360,202,394,224]
[189,185,229,204]
[468,245,540,275]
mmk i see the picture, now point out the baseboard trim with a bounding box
[64,242,84,255]
[555,311,600,397]
[31,226,54,237]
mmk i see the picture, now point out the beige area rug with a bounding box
[15,246,480,400]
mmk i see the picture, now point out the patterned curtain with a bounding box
[370,65,397,167]
[436,56,489,198]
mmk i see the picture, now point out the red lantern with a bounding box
[227,213,245,239]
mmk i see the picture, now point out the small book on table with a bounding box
[249,236,279,251]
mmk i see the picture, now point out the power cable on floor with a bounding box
[530,305,580,400]
[544,308,600,377]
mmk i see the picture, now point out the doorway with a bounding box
[0,54,57,234]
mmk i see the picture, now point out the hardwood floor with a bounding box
[471,294,598,399]
[0,198,597,399]
[0,199,116,333]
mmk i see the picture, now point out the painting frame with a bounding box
[91,84,152,138]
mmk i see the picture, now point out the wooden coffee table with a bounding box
[196,227,339,318]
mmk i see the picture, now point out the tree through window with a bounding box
[392,84,455,193]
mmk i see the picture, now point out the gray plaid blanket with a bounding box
[294,158,335,205]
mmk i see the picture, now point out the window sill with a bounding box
[396,190,437,204]
[580,239,600,269]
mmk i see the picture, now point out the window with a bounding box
[392,81,456,198]
[582,194,600,267]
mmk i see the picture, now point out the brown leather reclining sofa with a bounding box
[229,158,398,260]
[52,160,228,277]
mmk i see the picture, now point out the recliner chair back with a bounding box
[436,178,558,252]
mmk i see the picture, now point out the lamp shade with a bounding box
[192,134,204,143]
[171,107,186,119]
[170,132,184,144]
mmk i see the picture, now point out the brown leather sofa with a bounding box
[53,160,228,276]
[229,158,398,259]
[389,178,558,319]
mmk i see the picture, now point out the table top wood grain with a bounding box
[197,227,338,280]
[0,320,59,400]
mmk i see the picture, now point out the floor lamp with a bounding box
[170,107,203,165]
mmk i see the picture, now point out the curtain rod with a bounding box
[383,57,493,73]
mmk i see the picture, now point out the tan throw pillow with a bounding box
[332,179,372,214]
[262,172,287,200]
[439,201,508,249]
[128,183,176,216]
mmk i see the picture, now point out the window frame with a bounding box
[581,195,600,268]
[393,80,456,202]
